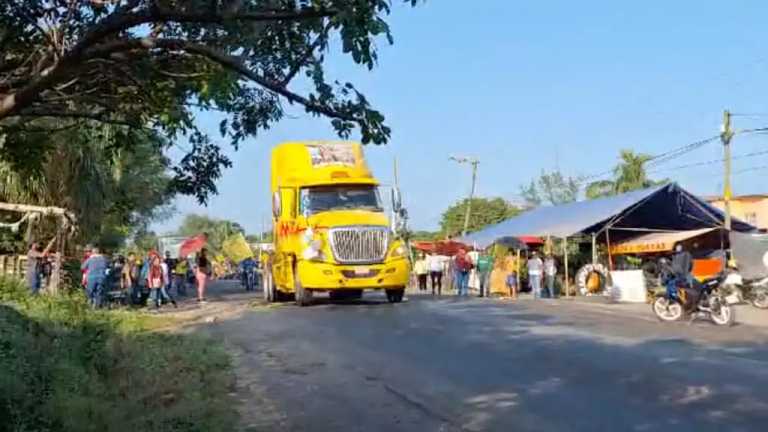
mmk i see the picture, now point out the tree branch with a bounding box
[72,6,335,58]
[12,5,60,53]
[162,39,360,123]
[83,37,360,124]
[11,109,139,128]
[0,6,337,120]
[280,30,327,87]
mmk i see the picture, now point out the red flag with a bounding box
[179,234,207,258]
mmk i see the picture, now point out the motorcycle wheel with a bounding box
[751,289,768,309]
[652,296,683,322]
[710,298,736,326]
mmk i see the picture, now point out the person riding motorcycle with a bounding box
[239,256,258,291]
[665,243,693,299]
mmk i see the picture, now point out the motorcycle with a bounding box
[652,273,736,326]
[722,271,768,309]
[241,267,257,292]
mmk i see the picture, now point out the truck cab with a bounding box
[265,141,410,306]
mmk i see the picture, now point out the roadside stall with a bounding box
[458,183,755,301]
[609,228,725,302]
[486,236,538,297]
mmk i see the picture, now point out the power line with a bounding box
[733,164,768,176]
[730,113,768,118]
[575,135,720,185]
[646,149,768,174]
[737,127,768,135]
[644,136,720,167]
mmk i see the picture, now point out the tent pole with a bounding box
[515,249,520,300]
[563,236,569,298]
[606,229,614,271]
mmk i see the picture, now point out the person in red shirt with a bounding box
[454,249,473,297]
[81,246,92,288]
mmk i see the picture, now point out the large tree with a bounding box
[440,197,520,237]
[585,150,666,199]
[0,0,418,202]
[0,123,173,250]
[519,170,579,207]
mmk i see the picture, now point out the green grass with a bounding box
[0,276,238,432]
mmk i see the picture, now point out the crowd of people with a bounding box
[27,243,212,310]
[25,237,564,307]
[413,248,560,299]
[78,246,213,309]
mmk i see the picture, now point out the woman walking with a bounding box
[427,253,444,296]
[196,248,210,303]
[147,252,165,309]
[414,253,428,291]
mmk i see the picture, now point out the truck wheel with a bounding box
[294,267,313,307]
[386,288,404,303]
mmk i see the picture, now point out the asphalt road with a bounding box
[197,282,768,432]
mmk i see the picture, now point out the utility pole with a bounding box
[449,155,479,237]
[721,110,734,230]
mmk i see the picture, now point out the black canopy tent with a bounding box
[459,183,756,292]
[461,183,753,248]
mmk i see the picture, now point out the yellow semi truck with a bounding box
[263,141,410,306]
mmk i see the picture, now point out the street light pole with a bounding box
[449,155,479,237]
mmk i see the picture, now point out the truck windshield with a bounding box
[300,185,383,215]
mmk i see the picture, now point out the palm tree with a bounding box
[586,150,665,199]
[0,123,171,247]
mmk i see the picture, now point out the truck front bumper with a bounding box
[297,258,409,290]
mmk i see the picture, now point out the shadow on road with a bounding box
[194,281,768,431]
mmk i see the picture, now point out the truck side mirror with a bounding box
[391,188,402,211]
[272,191,281,218]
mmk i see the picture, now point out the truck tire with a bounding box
[386,288,404,303]
[294,266,313,307]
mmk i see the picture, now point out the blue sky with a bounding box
[154,1,768,235]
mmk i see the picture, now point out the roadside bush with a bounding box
[0,276,238,432]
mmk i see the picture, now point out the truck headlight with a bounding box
[302,239,324,261]
[390,244,406,258]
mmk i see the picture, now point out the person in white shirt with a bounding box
[427,253,446,296]
[155,256,177,308]
[527,252,544,299]
[544,254,557,298]
[414,253,429,291]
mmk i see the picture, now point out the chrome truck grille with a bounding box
[329,227,389,264]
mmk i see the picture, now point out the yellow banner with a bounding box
[610,241,672,255]
[222,233,254,263]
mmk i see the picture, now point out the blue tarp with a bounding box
[458,183,754,248]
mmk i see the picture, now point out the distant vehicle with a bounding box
[265,141,410,306]
[722,271,768,309]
